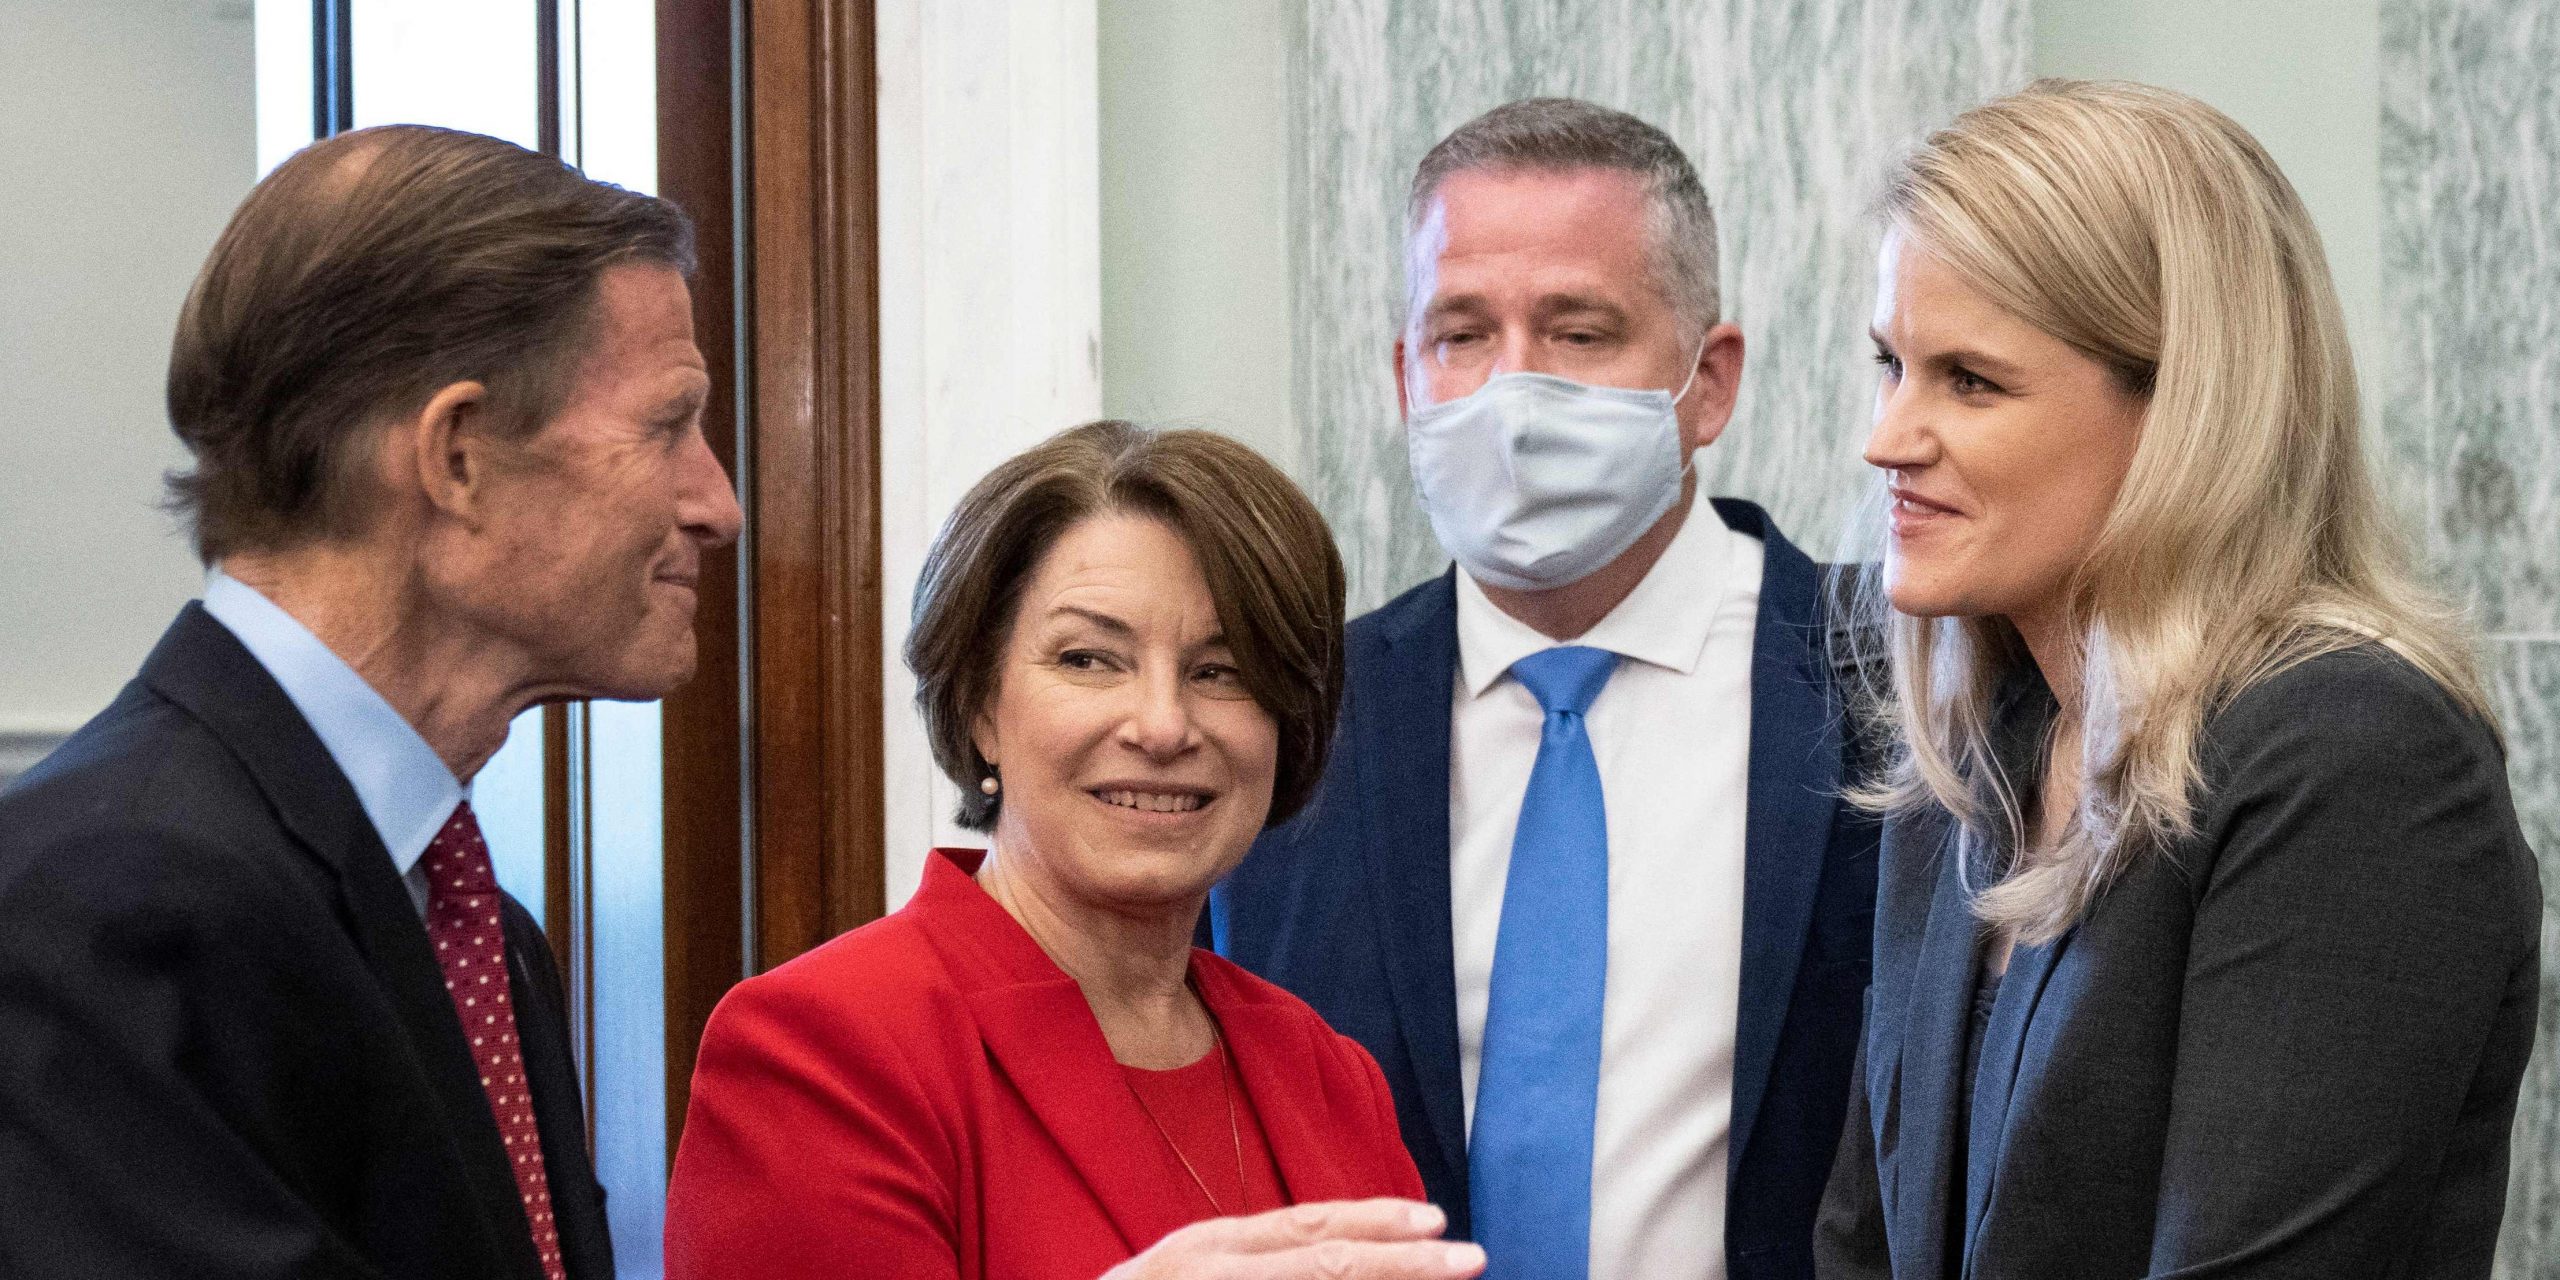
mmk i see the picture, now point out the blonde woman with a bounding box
[1814,81,2541,1279]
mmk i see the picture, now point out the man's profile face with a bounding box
[463,263,742,701]
[1402,166,1699,417]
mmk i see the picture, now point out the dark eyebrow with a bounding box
[1929,347,2027,383]
[1868,329,2027,383]
[1047,605,1133,638]
[1045,606,1234,657]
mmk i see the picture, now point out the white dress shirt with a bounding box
[202,571,465,917]
[1450,486,1763,1279]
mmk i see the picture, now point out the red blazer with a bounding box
[666,849,1427,1280]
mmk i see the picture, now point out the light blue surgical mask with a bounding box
[1405,350,1703,591]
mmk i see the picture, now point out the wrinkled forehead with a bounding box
[1019,513,1225,640]
[1402,166,1660,314]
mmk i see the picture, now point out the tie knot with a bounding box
[422,802,498,899]
[1509,645,1618,717]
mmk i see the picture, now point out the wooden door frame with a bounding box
[656,0,886,1153]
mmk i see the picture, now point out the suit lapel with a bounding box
[969,980,1201,1251]
[913,852,1208,1252]
[1202,965,1370,1204]
[1887,825,1981,1280]
[1357,574,1471,1186]
[1717,501,1845,1172]
[1959,926,2075,1268]
[140,604,541,1279]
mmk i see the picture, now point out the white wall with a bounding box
[877,0,1105,907]
[2032,0,2386,411]
[1096,0,1298,474]
[0,0,256,742]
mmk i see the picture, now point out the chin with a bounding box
[1083,844,1235,908]
[583,644,698,703]
[1884,571,1952,620]
[1884,553,1993,621]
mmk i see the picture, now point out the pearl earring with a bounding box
[979,775,1000,797]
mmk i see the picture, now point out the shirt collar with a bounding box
[200,570,464,878]
[1456,485,1736,699]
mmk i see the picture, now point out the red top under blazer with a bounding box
[665,848,1427,1280]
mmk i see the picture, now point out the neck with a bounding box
[974,839,1209,1068]
[222,546,536,782]
[2008,599,2084,713]
[2008,599,2088,859]
[1478,473,1695,641]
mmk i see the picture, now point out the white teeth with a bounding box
[1100,789,1204,813]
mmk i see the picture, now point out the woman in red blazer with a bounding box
[666,423,1482,1280]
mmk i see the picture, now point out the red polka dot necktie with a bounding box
[423,802,567,1280]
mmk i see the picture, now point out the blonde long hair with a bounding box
[1862,80,2491,943]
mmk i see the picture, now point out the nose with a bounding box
[678,431,745,549]
[1863,378,1939,474]
[1119,664,1201,762]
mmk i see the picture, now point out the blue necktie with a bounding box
[1469,644,1618,1280]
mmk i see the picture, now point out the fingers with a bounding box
[1236,1238,1487,1280]
[1182,1199,1448,1253]
[1102,1201,1487,1280]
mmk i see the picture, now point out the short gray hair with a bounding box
[1405,98,1722,337]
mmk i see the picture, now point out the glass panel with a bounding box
[251,0,315,173]
[349,0,541,147]
[574,5,669,1275]
[475,707,550,929]
[587,698,665,1280]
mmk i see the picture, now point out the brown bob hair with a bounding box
[165,124,695,563]
[907,421,1347,832]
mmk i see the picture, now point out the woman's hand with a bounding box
[1102,1200,1486,1280]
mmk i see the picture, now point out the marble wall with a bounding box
[2380,2,2560,1272]
[1288,0,2029,610]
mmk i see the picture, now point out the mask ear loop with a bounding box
[1669,334,1711,406]
[1669,333,1711,478]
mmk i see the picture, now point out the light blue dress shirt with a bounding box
[201,570,464,917]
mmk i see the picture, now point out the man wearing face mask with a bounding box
[1211,99,1879,1280]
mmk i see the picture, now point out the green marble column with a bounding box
[2383,4,2560,1273]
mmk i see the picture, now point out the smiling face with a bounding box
[1398,166,1736,450]
[1864,231,2147,634]
[455,263,743,700]
[971,512,1281,915]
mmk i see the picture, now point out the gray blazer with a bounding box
[1815,644,2542,1279]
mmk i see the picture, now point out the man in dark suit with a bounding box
[1212,99,1878,1280]
[0,125,740,1279]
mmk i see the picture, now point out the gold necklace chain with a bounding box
[1123,1023,1247,1216]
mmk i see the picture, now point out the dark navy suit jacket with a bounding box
[0,605,612,1279]
[1212,498,1880,1280]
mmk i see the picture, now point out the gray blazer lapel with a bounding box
[1888,827,1982,1279]
[1959,927,2075,1270]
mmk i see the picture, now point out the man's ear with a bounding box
[1682,322,1746,451]
[1392,337,1411,419]
[404,380,496,523]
